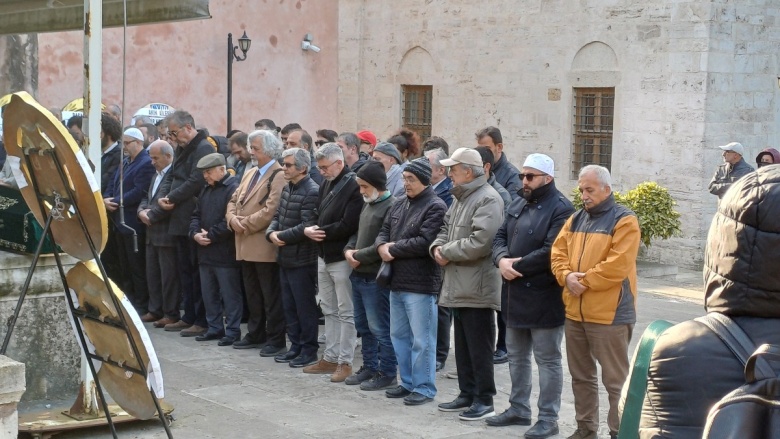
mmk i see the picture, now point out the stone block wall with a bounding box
[338,0,780,269]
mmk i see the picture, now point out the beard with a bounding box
[362,189,380,203]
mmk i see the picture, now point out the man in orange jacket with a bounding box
[550,165,640,439]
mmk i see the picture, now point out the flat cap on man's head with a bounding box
[718,142,744,156]
[197,152,226,170]
[440,147,483,167]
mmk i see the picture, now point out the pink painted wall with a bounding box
[36,0,338,135]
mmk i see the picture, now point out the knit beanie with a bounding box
[373,142,403,165]
[405,157,432,186]
[356,160,387,191]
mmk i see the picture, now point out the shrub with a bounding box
[570,182,682,247]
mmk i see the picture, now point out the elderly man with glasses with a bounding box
[708,141,754,201]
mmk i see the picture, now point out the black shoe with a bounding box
[438,395,472,412]
[274,350,300,363]
[344,366,376,385]
[385,385,412,399]
[609,432,618,439]
[232,337,264,350]
[485,409,532,427]
[524,420,559,439]
[459,402,495,421]
[195,332,224,342]
[403,392,433,406]
[289,353,318,368]
[217,336,237,347]
[360,372,397,391]
[436,361,445,372]
[259,344,287,357]
[493,349,508,364]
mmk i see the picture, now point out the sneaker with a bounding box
[259,344,287,357]
[458,402,495,421]
[524,420,559,439]
[485,409,532,427]
[232,337,264,350]
[164,320,190,332]
[317,333,326,344]
[180,325,207,337]
[445,370,458,379]
[493,349,508,364]
[438,396,472,412]
[194,332,224,342]
[403,392,433,406]
[360,372,397,391]
[274,350,300,363]
[217,336,237,347]
[330,363,352,383]
[344,366,375,385]
[567,427,597,439]
[289,353,318,368]
[385,385,412,399]
[436,361,445,371]
[302,358,338,374]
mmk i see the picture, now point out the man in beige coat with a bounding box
[226,130,288,355]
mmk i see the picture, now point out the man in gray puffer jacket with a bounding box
[638,165,780,438]
[431,147,505,422]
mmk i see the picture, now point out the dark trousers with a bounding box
[279,265,319,356]
[102,228,125,291]
[496,309,507,352]
[116,231,148,313]
[242,261,285,346]
[146,243,180,319]
[436,305,452,364]
[200,264,243,339]
[177,236,206,327]
[454,307,497,406]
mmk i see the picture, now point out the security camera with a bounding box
[302,41,321,52]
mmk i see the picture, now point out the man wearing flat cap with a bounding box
[104,127,156,315]
[372,142,406,198]
[189,153,241,346]
[431,147,505,420]
[708,141,753,200]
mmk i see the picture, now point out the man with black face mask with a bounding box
[489,154,574,439]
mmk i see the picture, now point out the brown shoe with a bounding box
[302,358,338,374]
[154,317,179,328]
[141,313,162,323]
[164,320,190,332]
[330,363,352,383]
[180,325,208,337]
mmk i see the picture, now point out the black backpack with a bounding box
[696,313,780,439]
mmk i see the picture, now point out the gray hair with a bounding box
[165,110,195,128]
[463,163,485,178]
[314,143,344,162]
[248,129,284,160]
[425,148,448,168]
[579,164,612,188]
[337,132,360,152]
[149,140,174,157]
[281,147,311,171]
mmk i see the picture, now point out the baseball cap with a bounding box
[439,147,482,167]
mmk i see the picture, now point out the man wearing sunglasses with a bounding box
[490,154,574,439]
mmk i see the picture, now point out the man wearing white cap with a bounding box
[708,141,753,200]
[490,154,574,439]
[103,127,156,315]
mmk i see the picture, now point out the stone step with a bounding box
[637,260,678,278]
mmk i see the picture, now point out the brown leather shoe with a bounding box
[154,317,179,328]
[302,358,338,374]
[164,320,190,332]
[180,325,208,337]
[330,363,352,383]
[141,313,162,323]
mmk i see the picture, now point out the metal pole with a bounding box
[227,32,233,133]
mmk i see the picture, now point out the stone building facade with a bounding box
[337,0,780,269]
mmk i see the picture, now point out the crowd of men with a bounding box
[93,109,640,439]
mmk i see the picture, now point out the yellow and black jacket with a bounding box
[551,194,640,325]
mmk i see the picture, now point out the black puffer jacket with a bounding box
[266,176,320,268]
[492,181,574,328]
[375,186,447,294]
[639,166,780,439]
[314,167,363,263]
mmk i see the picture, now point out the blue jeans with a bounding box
[350,275,396,376]
[199,264,243,339]
[390,291,437,398]
[506,326,564,421]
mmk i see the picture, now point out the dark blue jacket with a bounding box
[434,177,453,207]
[189,174,239,267]
[101,143,122,194]
[104,149,156,235]
[493,153,522,200]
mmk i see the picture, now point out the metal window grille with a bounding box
[572,88,614,179]
[401,85,433,140]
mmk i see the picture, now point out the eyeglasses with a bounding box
[519,173,547,181]
[315,140,326,147]
[281,162,296,169]
[122,139,140,146]
[167,127,184,138]
[317,161,338,172]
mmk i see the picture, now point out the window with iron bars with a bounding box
[571,88,614,179]
[401,85,433,141]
